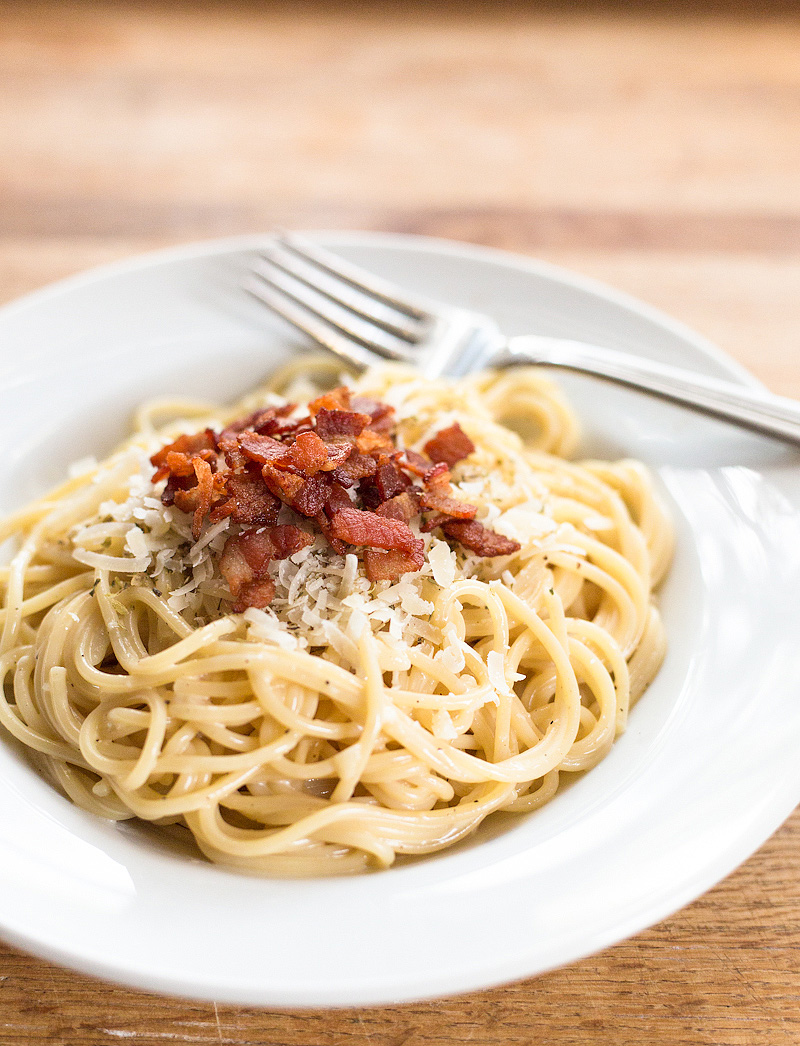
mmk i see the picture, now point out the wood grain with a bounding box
[1,2,799,1043]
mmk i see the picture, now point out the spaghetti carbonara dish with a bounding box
[0,360,671,875]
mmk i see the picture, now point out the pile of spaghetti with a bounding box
[0,360,672,874]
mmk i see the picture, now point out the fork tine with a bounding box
[278,232,434,323]
[246,263,414,366]
[261,241,427,343]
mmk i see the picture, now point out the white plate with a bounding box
[1,233,799,1008]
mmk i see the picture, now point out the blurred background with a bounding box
[2,0,799,393]
[1,2,799,1043]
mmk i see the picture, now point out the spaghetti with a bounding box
[0,361,671,874]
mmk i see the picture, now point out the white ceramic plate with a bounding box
[1,233,799,1008]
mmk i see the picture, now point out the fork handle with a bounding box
[495,335,800,447]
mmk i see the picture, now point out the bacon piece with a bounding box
[314,408,371,441]
[151,430,217,482]
[442,520,520,557]
[420,462,477,520]
[351,396,395,433]
[330,507,423,555]
[291,476,330,517]
[314,514,347,554]
[190,458,214,540]
[238,432,290,467]
[330,452,378,487]
[401,449,432,477]
[261,463,305,501]
[375,490,421,523]
[324,482,354,515]
[218,404,297,444]
[220,526,313,610]
[210,472,281,526]
[373,456,410,502]
[287,431,329,476]
[308,386,351,415]
[423,423,475,469]
[161,472,192,507]
[421,489,477,520]
[363,545,425,582]
[317,442,353,473]
[171,458,218,540]
[356,429,393,455]
[235,579,276,611]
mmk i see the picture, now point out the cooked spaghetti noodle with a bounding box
[0,361,671,874]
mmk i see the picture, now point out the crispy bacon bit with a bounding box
[220,525,313,610]
[441,520,520,557]
[238,432,290,466]
[318,442,353,472]
[171,458,218,541]
[423,423,475,469]
[151,430,216,482]
[355,429,393,455]
[308,386,351,415]
[152,382,520,600]
[330,507,423,555]
[352,396,395,433]
[374,457,410,501]
[420,461,477,520]
[210,473,281,526]
[376,491,421,523]
[420,489,477,520]
[219,404,295,444]
[288,431,330,476]
[330,452,377,487]
[402,449,431,477]
[260,463,305,501]
[364,545,425,582]
[314,408,371,441]
[291,476,329,517]
[324,482,354,515]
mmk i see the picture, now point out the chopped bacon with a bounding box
[314,513,347,554]
[210,472,280,526]
[330,452,377,487]
[374,457,410,501]
[330,507,423,555]
[420,461,477,520]
[356,429,393,455]
[424,422,475,469]
[324,482,354,515]
[171,458,218,540]
[220,526,313,610]
[235,579,276,611]
[351,396,395,433]
[151,430,216,482]
[260,463,305,501]
[376,490,421,523]
[161,472,192,506]
[238,432,290,467]
[308,386,351,415]
[421,489,477,520]
[287,431,330,476]
[219,404,296,444]
[291,476,329,517]
[364,545,425,581]
[314,408,371,441]
[151,382,519,601]
[317,442,353,473]
[401,449,431,477]
[441,520,520,557]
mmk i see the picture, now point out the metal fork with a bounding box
[245,233,800,447]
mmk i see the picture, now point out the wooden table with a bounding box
[1,2,799,1043]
